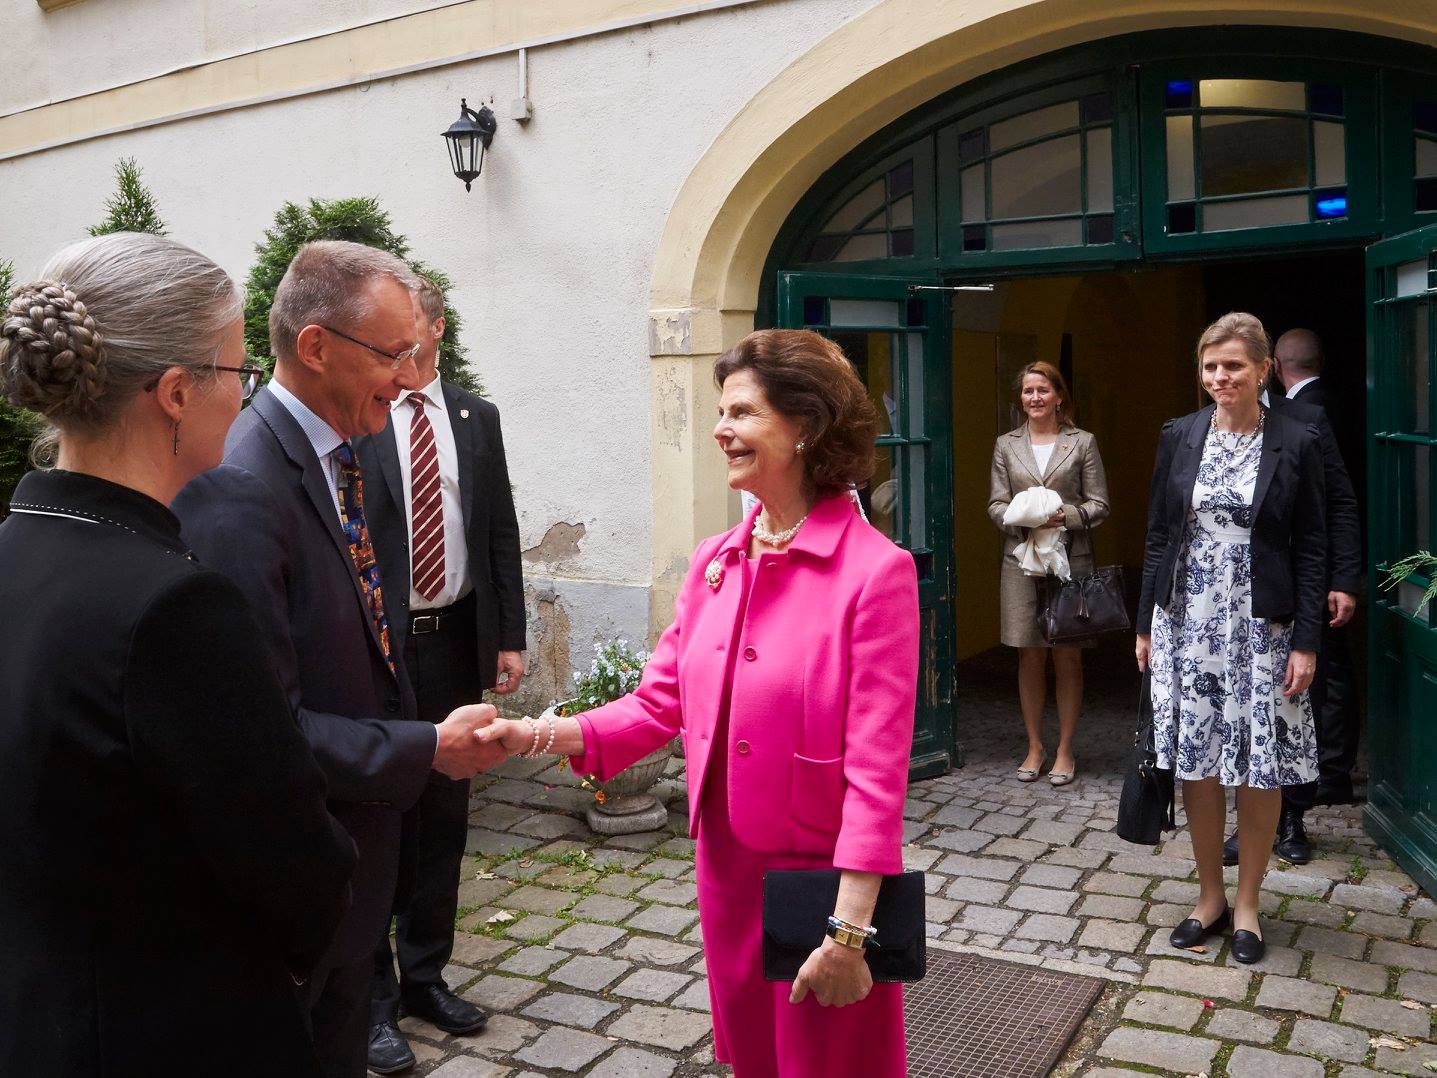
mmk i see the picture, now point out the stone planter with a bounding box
[546,701,673,835]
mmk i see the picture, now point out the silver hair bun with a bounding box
[1,280,109,420]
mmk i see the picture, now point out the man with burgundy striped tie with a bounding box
[359,277,526,1074]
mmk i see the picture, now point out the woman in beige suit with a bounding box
[988,361,1110,786]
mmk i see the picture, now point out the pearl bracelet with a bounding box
[522,717,541,758]
[539,716,558,755]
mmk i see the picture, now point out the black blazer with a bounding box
[173,387,436,967]
[357,383,526,684]
[1268,391,1363,595]
[0,470,355,1076]
[1138,404,1328,652]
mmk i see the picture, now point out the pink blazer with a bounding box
[571,493,918,875]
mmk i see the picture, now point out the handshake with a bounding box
[432,705,580,778]
[431,703,507,779]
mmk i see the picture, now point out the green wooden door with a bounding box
[776,271,958,778]
[1364,226,1437,897]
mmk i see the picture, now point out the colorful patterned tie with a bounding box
[408,393,446,602]
[333,441,394,674]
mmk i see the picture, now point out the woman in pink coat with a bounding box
[479,329,918,1077]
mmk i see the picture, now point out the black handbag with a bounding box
[1117,671,1176,845]
[1039,507,1130,644]
[761,869,926,983]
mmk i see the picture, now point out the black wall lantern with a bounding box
[442,98,497,191]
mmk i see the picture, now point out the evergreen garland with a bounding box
[0,258,44,511]
[88,158,168,237]
[243,197,480,392]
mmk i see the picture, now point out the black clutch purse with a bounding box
[1039,508,1131,644]
[1116,670,1176,845]
[761,869,926,983]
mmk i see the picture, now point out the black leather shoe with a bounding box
[1231,929,1266,964]
[1314,781,1358,807]
[1274,807,1312,864]
[367,1021,415,1075]
[1222,830,1240,867]
[401,982,488,1035]
[1169,906,1231,949]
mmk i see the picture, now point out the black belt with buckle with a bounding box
[410,603,465,635]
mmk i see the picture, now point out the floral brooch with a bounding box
[705,557,724,590]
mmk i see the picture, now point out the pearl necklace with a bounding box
[752,512,808,546]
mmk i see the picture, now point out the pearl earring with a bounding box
[795,441,806,453]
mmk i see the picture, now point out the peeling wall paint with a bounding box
[522,520,587,564]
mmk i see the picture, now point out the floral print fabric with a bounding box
[1150,420,1318,789]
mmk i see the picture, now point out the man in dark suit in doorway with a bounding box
[1224,327,1363,865]
[359,277,527,1074]
[174,241,503,1078]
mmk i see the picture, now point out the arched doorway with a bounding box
[757,25,1437,892]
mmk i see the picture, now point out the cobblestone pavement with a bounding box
[393,642,1436,1077]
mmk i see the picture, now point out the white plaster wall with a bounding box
[0,0,871,673]
[1,0,450,114]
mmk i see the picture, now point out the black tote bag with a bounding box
[1117,670,1176,845]
[1039,507,1130,644]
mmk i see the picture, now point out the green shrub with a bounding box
[0,258,44,511]
[89,158,168,237]
[243,197,480,393]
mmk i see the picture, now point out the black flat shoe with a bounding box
[1231,929,1266,964]
[1169,906,1231,949]
[401,982,488,1035]
[367,1021,415,1075]
[1222,830,1240,867]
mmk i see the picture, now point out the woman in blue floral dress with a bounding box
[1136,313,1327,964]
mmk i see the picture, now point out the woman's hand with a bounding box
[1046,509,1066,528]
[474,717,543,757]
[1283,649,1317,697]
[1135,633,1151,672]
[789,937,873,1008]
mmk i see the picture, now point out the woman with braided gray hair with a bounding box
[0,232,356,1076]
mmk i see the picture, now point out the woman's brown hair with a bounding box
[713,329,878,497]
[1014,360,1075,426]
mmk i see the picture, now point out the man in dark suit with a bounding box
[359,277,526,1074]
[173,241,503,1078]
[1223,327,1362,865]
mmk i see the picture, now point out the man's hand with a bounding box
[433,703,502,779]
[493,651,526,695]
[1327,590,1357,628]
[789,938,872,1007]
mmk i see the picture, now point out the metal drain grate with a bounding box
[905,950,1105,1077]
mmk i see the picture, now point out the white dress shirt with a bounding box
[1287,376,1320,399]
[268,378,345,520]
[391,375,471,610]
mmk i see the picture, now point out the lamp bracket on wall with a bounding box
[906,284,995,293]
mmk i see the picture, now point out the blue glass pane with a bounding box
[1417,176,1437,212]
[1086,214,1115,244]
[1313,188,1348,219]
[962,224,987,251]
[958,129,988,164]
[890,229,916,257]
[1309,83,1344,117]
[803,296,826,325]
[1080,92,1114,125]
[1167,203,1197,234]
[1417,102,1437,137]
[888,159,915,199]
[1166,80,1194,109]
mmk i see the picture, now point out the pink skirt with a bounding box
[694,785,907,1078]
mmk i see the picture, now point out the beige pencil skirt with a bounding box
[999,553,1097,649]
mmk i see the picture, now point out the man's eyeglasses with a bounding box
[319,325,422,371]
[215,364,265,401]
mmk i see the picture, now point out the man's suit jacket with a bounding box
[356,383,526,686]
[1138,404,1328,652]
[172,387,436,966]
[1291,378,1328,411]
[1268,390,1362,594]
